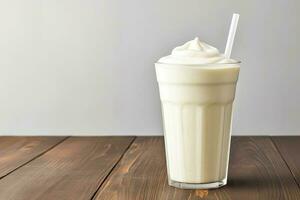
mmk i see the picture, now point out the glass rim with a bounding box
[156,60,241,67]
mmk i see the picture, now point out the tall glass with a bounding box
[155,62,240,189]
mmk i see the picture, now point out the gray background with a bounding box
[0,0,299,135]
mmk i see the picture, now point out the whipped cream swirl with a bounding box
[158,37,236,65]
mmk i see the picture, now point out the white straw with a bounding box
[224,13,240,59]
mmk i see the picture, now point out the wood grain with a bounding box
[272,136,300,187]
[94,136,300,200]
[0,136,65,179]
[0,136,134,200]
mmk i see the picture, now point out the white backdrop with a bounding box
[0,0,299,136]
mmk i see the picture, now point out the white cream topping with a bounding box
[158,37,236,65]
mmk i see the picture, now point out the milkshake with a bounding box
[155,37,240,189]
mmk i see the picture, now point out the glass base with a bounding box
[168,178,227,189]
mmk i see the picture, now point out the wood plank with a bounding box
[272,136,300,187]
[94,136,300,200]
[0,136,65,179]
[0,136,135,200]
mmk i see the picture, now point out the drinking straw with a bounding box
[224,13,240,59]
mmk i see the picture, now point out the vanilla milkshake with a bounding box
[155,37,240,189]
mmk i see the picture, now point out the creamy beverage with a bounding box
[155,37,240,189]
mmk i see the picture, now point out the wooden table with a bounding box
[0,136,299,200]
